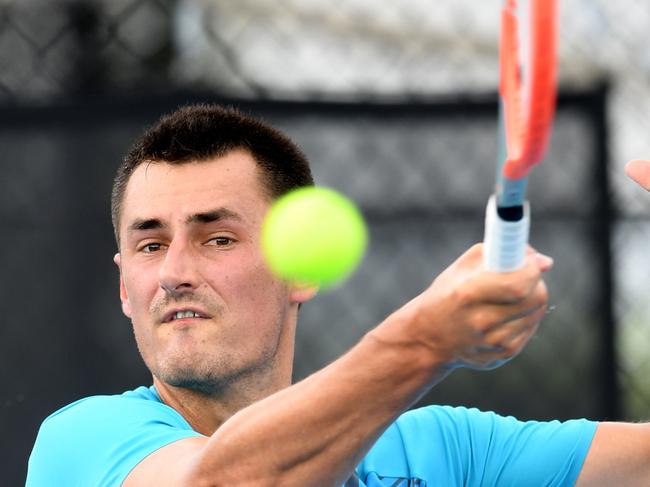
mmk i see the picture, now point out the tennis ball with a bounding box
[261,186,367,289]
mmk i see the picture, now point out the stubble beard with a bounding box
[151,339,281,398]
[140,287,289,398]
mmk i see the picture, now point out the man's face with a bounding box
[114,151,308,394]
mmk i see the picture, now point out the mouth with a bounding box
[161,308,212,324]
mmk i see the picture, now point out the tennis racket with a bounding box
[483,0,558,271]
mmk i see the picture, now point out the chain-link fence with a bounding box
[2,1,650,484]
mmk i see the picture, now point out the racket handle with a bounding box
[483,194,530,272]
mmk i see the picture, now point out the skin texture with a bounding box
[625,159,650,191]
[114,149,552,486]
[114,150,316,433]
[113,152,650,486]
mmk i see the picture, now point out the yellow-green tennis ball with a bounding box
[262,186,367,289]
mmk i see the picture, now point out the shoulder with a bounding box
[358,405,597,485]
[27,386,202,487]
[357,405,477,482]
[35,386,192,443]
[47,386,188,425]
[394,404,597,443]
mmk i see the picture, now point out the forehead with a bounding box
[120,150,269,229]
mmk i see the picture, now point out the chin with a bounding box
[153,351,233,394]
[156,365,224,395]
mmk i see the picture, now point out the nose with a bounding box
[158,238,201,293]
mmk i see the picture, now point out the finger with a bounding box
[501,322,540,355]
[473,320,541,369]
[447,244,552,284]
[458,339,530,370]
[483,308,544,347]
[468,293,547,334]
[467,244,554,272]
[449,243,484,271]
[459,353,511,371]
[457,300,545,370]
[525,246,554,272]
[469,256,548,305]
[625,159,650,191]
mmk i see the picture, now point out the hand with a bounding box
[625,159,650,191]
[402,244,552,371]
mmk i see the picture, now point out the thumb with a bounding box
[533,253,554,273]
[625,160,650,191]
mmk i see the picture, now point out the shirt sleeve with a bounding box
[356,405,598,487]
[26,394,204,487]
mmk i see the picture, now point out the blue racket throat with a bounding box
[495,102,530,212]
[496,177,529,216]
[488,116,531,270]
[487,128,530,270]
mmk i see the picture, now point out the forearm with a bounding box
[192,307,450,486]
[184,245,549,486]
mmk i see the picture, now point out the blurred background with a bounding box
[2,0,650,484]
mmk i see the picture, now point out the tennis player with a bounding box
[26,105,650,486]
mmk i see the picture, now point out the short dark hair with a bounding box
[111,104,314,245]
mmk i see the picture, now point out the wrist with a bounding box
[365,304,455,395]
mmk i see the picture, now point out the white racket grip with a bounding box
[483,194,530,272]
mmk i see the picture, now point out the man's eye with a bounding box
[208,237,234,247]
[142,243,162,253]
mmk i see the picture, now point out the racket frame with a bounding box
[484,0,558,271]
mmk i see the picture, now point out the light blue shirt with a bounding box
[357,405,596,486]
[27,386,597,486]
[26,387,202,487]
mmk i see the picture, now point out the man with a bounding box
[26,105,650,486]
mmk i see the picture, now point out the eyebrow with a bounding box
[127,207,243,234]
[187,208,242,225]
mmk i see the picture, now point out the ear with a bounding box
[114,253,132,319]
[289,283,319,304]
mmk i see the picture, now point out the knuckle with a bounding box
[502,333,529,356]
[511,325,538,351]
[505,281,529,301]
[501,342,521,357]
[467,243,483,256]
[457,244,483,268]
[532,307,547,323]
[535,282,549,303]
[451,287,475,308]
[528,292,548,313]
[471,310,495,332]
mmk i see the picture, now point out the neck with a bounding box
[152,313,298,435]
[153,373,290,435]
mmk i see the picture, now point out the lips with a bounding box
[161,307,211,323]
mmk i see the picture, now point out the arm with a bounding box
[576,423,650,486]
[125,244,551,487]
[573,159,650,485]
